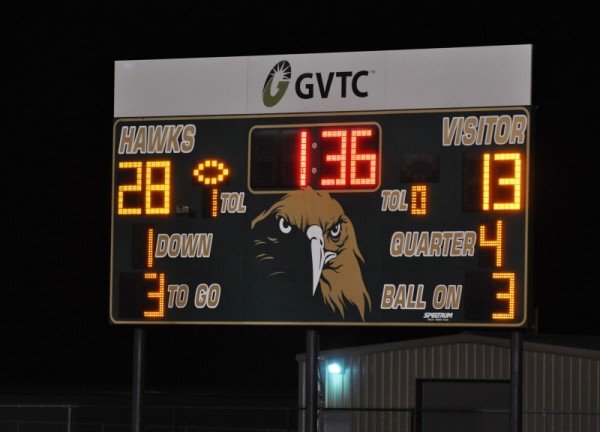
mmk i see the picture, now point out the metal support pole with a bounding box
[132,327,145,432]
[305,329,319,432]
[510,330,523,432]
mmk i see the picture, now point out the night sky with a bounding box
[4,3,598,396]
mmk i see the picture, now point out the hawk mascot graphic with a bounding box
[250,187,371,321]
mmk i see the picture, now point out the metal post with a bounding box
[510,330,523,432]
[132,327,145,432]
[305,329,319,432]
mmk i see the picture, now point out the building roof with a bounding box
[296,331,600,361]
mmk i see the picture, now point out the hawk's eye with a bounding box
[278,216,292,234]
[329,222,341,240]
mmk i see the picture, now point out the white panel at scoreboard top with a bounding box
[114,45,532,118]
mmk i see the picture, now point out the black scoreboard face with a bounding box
[111,107,530,327]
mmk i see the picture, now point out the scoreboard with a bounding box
[111,46,532,327]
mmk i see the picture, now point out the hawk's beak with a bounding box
[306,225,337,295]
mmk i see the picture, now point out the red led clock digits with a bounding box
[321,129,347,186]
[320,128,377,187]
[299,131,309,187]
[249,123,380,192]
[350,128,377,186]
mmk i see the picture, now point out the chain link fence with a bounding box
[0,404,298,432]
[1,405,598,431]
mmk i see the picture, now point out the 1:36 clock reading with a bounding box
[249,123,381,192]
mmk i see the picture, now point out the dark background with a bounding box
[4,2,598,397]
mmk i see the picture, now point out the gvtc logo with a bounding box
[262,60,370,108]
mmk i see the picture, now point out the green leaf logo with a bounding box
[263,61,292,108]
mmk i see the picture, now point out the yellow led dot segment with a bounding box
[147,227,154,268]
[482,153,491,211]
[145,161,171,215]
[479,220,503,267]
[212,188,218,218]
[193,159,231,218]
[482,152,523,211]
[492,272,516,320]
[118,161,143,215]
[193,159,230,185]
[143,272,165,318]
[410,185,427,215]
[493,152,522,211]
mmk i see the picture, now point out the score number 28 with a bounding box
[117,161,171,215]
